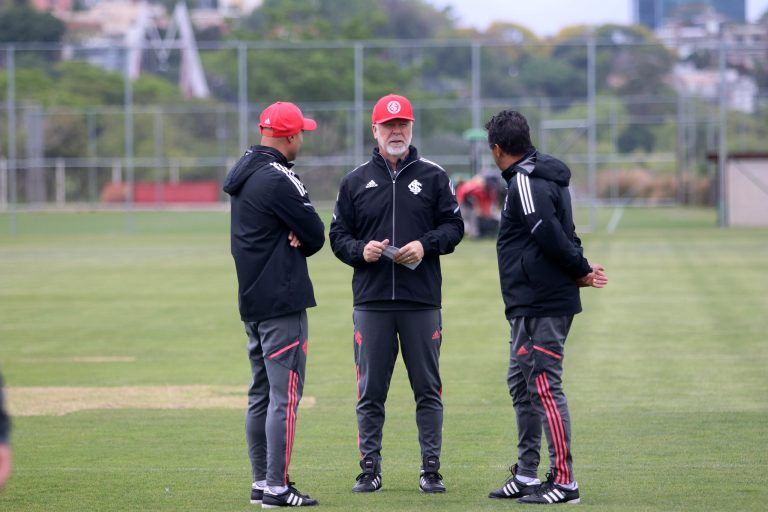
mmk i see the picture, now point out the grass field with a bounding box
[1,207,767,511]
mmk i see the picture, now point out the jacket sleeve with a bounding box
[269,174,325,257]
[418,172,464,256]
[518,176,591,279]
[329,178,367,268]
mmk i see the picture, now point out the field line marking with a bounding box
[606,206,624,234]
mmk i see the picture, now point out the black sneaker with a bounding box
[261,483,318,508]
[352,456,382,493]
[250,486,264,505]
[488,464,540,499]
[419,456,446,493]
[518,472,580,505]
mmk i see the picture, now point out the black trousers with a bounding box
[352,308,443,466]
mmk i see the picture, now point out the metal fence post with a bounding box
[238,43,248,151]
[56,158,65,206]
[587,31,597,230]
[6,46,16,234]
[471,41,481,130]
[124,47,135,231]
[0,159,7,210]
[717,38,728,227]
[354,42,364,166]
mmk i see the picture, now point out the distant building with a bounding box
[672,63,757,113]
[633,0,746,30]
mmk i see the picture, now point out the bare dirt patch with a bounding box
[18,356,137,363]
[6,386,316,416]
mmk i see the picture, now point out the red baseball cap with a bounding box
[259,101,317,137]
[371,94,415,124]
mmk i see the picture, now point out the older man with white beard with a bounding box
[330,93,464,495]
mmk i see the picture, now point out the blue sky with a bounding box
[428,0,768,36]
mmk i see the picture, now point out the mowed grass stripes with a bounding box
[0,208,766,511]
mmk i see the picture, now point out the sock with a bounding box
[253,480,266,490]
[558,481,578,490]
[517,475,540,485]
[268,485,288,495]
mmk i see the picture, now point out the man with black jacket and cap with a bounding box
[330,93,464,494]
[223,101,324,508]
[485,110,607,505]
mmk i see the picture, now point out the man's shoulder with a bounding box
[416,157,447,174]
[341,160,374,183]
[536,151,567,165]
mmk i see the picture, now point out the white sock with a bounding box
[253,480,266,490]
[558,481,578,490]
[517,475,540,485]
[268,485,288,495]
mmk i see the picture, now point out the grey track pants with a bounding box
[507,315,575,485]
[353,308,443,464]
[244,310,308,486]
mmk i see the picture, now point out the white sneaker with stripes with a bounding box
[488,464,540,499]
[518,472,580,505]
[261,485,318,508]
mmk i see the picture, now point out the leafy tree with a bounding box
[518,55,586,99]
[617,124,655,153]
[552,24,674,96]
[0,5,65,44]
[235,0,386,41]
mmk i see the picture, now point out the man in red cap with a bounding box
[223,101,324,508]
[330,94,464,494]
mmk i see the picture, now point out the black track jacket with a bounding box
[223,146,325,322]
[497,148,592,319]
[330,146,464,307]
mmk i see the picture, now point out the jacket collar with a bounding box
[250,145,294,169]
[501,148,537,183]
[372,145,419,172]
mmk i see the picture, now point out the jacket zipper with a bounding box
[387,159,418,300]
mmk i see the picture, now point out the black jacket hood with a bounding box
[222,146,292,196]
[502,148,571,187]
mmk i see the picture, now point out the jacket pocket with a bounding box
[266,339,302,370]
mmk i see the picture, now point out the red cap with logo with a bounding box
[371,94,415,124]
[259,101,317,137]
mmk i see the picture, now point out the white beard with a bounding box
[385,143,409,157]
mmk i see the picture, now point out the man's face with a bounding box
[373,119,413,160]
[489,142,504,170]
[285,130,304,161]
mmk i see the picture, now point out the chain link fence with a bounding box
[2,39,766,228]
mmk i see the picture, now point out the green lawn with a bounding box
[0,208,767,511]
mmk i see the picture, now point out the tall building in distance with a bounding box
[633,0,746,29]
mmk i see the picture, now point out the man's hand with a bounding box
[288,231,302,248]
[394,241,424,265]
[0,443,11,489]
[363,239,390,263]
[577,263,608,288]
